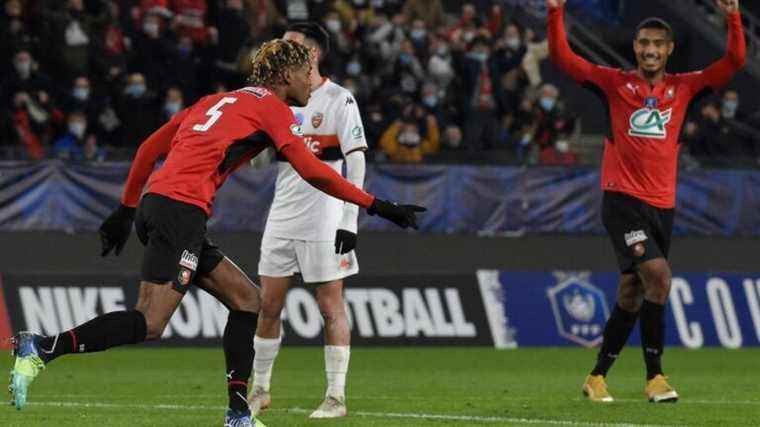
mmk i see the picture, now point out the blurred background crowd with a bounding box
[2,0,759,167]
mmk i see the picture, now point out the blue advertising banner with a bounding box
[5,161,760,236]
[477,271,760,349]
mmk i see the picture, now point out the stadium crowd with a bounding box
[0,0,758,167]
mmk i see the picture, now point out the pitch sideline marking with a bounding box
[24,400,670,426]
[32,394,760,406]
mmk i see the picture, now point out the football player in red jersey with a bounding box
[9,39,424,427]
[547,0,744,403]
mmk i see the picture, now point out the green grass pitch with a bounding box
[2,347,759,426]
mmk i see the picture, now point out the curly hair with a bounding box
[249,39,311,87]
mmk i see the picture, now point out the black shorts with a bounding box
[134,193,225,293]
[602,191,674,274]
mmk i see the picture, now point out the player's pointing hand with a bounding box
[547,0,566,8]
[716,0,739,14]
[367,198,426,230]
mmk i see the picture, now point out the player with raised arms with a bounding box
[547,0,744,402]
[9,39,424,427]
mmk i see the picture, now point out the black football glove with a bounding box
[99,204,136,257]
[335,229,357,254]
[367,198,426,230]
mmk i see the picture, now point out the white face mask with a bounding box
[506,37,521,50]
[326,19,341,33]
[69,122,86,138]
[72,87,90,101]
[164,101,182,115]
[15,60,31,77]
[555,140,570,153]
[143,22,159,36]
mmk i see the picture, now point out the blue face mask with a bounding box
[722,100,738,118]
[468,51,488,62]
[125,84,146,97]
[346,60,361,76]
[422,95,438,108]
[540,97,556,111]
[399,53,412,65]
[164,101,182,115]
[72,87,89,101]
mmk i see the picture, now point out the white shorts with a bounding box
[258,234,359,283]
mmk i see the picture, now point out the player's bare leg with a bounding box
[195,257,265,425]
[584,273,643,402]
[10,280,180,410]
[248,275,291,415]
[637,258,678,402]
[310,280,350,418]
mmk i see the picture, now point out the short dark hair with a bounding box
[286,22,330,56]
[635,17,673,41]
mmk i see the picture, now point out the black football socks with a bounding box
[591,304,639,377]
[37,310,147,363]
[639,299,665,380]
[223,310,259,412]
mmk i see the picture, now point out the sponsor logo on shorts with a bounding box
[339,258,351,270]
[179,250,199,271]
[178,268,192,286]
[624,230,647,247]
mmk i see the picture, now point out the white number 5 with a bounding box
[192,97,237,132]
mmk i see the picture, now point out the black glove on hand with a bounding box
[335,229,357,254]
[367,198,426,230]
[99,204,136,257]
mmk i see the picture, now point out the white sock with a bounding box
[252,336,281,392]
[324,345,350,399]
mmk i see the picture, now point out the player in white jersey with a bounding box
[249,22,366,419]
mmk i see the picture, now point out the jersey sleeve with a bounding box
[547,5,616,90]
[335,93,368,155]
[121,108,190,207]
[680,12,745,95]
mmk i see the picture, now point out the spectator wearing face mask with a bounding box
[44,0,109,80]
[131,12,174,88]
[683,99,751,166]
[162,86,184,120]
[167,35,201,97]
[116,72,160,146]
[379,107,439,163]
[720,89,744,122]
[53,110,91,160]
[0,0,37,62]
[4,50,52,99]
[452,35,526,151]
[213,0,251,86]
[388,38,425,96]
[427,36,455,89]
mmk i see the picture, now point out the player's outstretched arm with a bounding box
[100,110,186,257]
[546,0,599,84]
[279,141,425,229]
[335,150,365,254]
[695,0,745,91]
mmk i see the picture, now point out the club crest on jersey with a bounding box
[290,124,304,137]
[311,112,324,128]
[628,107,672,139]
